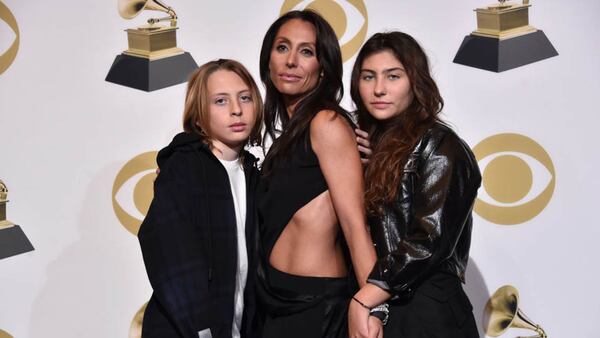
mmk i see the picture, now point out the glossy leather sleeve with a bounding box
[367,130,481,295]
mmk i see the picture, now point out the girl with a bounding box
[138,59,263,338]
[349,32,482,337]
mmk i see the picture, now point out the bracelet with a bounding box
[369,303,389,326]
[352,296,373,310]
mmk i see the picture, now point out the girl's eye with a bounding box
[388,74,401,80]
[214,98,227,105]
[361,74,374,81]
[300,48,315,57]
[240,95,253,102]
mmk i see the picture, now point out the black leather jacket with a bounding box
[367,123,481,296]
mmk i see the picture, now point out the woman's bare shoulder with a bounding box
[310,110,353,144]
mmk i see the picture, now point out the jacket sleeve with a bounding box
[137,153,209,337]
[367,132,481,295]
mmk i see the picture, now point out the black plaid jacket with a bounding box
[138,132,260,338]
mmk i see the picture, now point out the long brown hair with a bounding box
[350,32,444,215]
[182,59,263,147]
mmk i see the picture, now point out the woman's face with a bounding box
[206,69,256,149]
[269,19,321,102]
[358,50,413,121]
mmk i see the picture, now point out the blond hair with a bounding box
[182,59,263,147]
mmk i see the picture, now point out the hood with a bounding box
[157,132,258,169]
[157,132,206,168]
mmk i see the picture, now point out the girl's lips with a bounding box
[370,102,391,109]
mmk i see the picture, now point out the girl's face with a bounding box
[358,50,413,121]
[206,69,256,150]
[268,19,321,102]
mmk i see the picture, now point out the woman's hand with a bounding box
[355,128,372,164]
[349,298,371,338]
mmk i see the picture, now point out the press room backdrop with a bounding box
[1,0,599,337]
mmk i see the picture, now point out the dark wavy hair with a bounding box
[350,32,444,215]
[260,10,347,177]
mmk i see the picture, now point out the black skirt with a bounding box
[258,265,351,338]
[384,271,479,338]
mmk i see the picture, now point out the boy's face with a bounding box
[206,69,256,154]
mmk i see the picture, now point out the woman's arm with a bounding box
[310,110,375,286]
[311,110,387,338]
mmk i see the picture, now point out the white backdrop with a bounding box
[1,0,599,337]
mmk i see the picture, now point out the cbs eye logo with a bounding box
[0,1,19,75]
[281,0,368,63]
[473,133,555,225]
[112,151,158,235]
[128,302,148,338]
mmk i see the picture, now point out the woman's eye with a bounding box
[240,95,252,102]
[276,44,288,53]
[388,74,401,80]
[361,74,374,81]
[300,48,315,57]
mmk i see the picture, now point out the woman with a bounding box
[256,10,381,338]
[138,59,263,338]
[349,32,482,337]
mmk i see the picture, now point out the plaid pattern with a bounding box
[138,135,259,338]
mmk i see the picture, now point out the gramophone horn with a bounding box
[483,285,547,338]
[117,0,174,20]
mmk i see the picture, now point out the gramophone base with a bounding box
[0,225,34,259]
[453,30,558,72]
[105,52,198,91]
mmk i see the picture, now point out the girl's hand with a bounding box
[355,128,372,164]
[349,298,371,338]
[368,315,384,338]
[350,284,391,338]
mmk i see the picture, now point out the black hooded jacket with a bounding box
[138,132,260,338]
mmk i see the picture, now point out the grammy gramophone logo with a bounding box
[281,0,368,63]
[454,0,558,72]
[484,285,547,338]
[0,179,34,260]
[105,0,198,91]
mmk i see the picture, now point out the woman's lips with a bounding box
[279,73,302,82]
